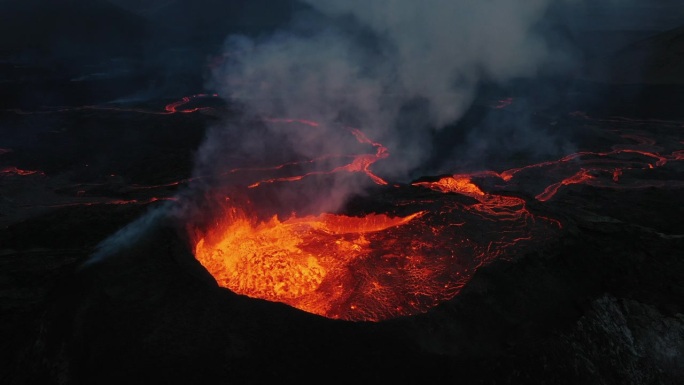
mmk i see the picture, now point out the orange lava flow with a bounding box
[413,175,562,228]
[246,126,388,188]
[491,129,683,200]
[191,119,563,321]
[535,170,594,202]
[190,114,683,322]
[413,175,485,196]
[195,173,560,321]
[194,210,424,320]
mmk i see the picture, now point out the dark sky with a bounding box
[109,0,684,32]
[560,0,684,31]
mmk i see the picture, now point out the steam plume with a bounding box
[201,0,569,212]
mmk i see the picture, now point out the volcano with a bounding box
[3,92,683,384]
[2,2,684,384]
[188,118,562,322]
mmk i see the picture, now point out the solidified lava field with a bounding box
[2,1,684,384]
[2,90,683,384]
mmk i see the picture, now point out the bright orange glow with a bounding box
[535,169,594,202]
[6,97,683,322]
[192,122,515,321]
[413,175,561,227]
[194,210,427,320]
[195,173,561,321]
[188,113,683,322]
[413,175,485,196]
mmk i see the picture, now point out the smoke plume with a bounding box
[200,0,571,213]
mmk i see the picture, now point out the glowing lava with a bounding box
[190,113,684,321]
[195,210,424,319]
[193,174,560,321]
[5,93,682,321]
[246,126,388,188]
[413,175,485,196]
[9,96,679,321]
[191,120,562,321]
[535,169,594,202]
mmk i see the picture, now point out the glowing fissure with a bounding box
[452,130,682,201]
[672,150,684,161]
[246,126,388,188]
[535,169,594,202]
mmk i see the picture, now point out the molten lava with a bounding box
[190,119,563,321]
[193,174,560,321]
[195,210,425,319]
[413,175,486,196]
[245,127,389,188]
[189,112,684,321]
[14,93,680,321]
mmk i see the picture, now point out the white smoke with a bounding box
[305,0,553,122]
[215,0,558,124]
[84,204,170,266]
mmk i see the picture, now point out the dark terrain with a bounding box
[1,1,683,384]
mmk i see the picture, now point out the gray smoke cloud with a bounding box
[84,204,170,266]
[203,0,574,212]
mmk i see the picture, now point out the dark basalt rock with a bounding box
[3,183,684,384]
[1,3,683,383]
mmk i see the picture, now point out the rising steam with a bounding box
[199,0,568,212]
